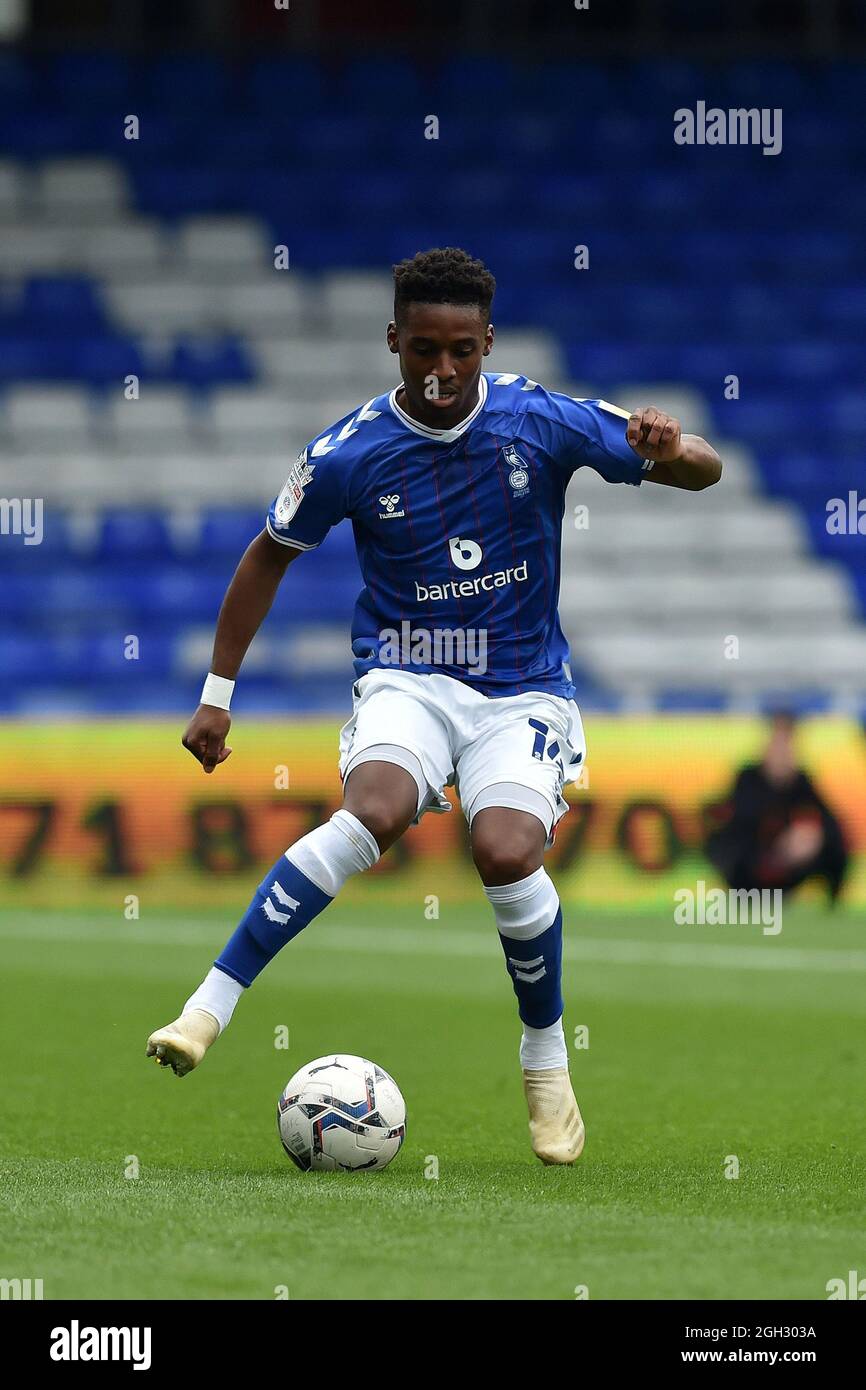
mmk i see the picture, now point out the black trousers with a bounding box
[705,823,849,902]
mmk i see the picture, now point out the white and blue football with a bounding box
[277,1054,406,1172]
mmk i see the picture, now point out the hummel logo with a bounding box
[262,880,300,926]
[508,954,546,984]
[377,492,405,519]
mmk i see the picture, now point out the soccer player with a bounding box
[146,247,722,1164]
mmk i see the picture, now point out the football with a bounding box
[277,1054,407,1172]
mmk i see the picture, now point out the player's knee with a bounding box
[342,762,418,851]
[342,796,412,853]
[471,826,543,886]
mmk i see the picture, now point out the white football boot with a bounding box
[522,1067,586,1164]
[146,1008,220,1077]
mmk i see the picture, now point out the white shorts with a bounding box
[337,669,587,849]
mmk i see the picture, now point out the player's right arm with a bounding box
[184,425,354,773]
[182,529,302,773]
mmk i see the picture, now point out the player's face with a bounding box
[387,303,494,428]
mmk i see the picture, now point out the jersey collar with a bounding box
[388,373,488,442]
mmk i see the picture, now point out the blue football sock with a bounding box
[498,905,564,1029]
[216,853,333,987]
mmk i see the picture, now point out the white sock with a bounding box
[184,967,245,1034]
[285,808,380,895]
[520,1017,568,1070]
[181,811,380,1035]
[483,865,559,940]
[483,869,567,1069]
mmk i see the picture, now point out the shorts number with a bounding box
[528,718,564,775]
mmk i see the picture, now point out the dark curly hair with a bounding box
[392,247,496,327]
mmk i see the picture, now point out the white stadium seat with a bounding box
[34,159,129,219]
[1,152,863,706]
[79,221,169,277]
[208,387,310,452]
[3,386,93,453]
[103,278,214,334]
[174,216,269,273]
[0,223,77,273]
[104,388,200,453]
[301,394,390,434]
[579,630,866,693]
[0,161,29,220]
[559,567,855,633]
[1,453,119,504]
[209,274,310,337]
[609,382,712,435]
[561,504,806,565]
[252,337,397,398]
[282,627,351,674]
[316,271,394,335]
[486,332,565,384]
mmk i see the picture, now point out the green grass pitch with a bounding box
[1,896,864,1301]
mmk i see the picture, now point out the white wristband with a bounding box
[201,673,235,711]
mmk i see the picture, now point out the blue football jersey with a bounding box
[267,372,647,699]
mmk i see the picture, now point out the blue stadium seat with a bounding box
[170,338,255,388]
[0,51,36,104]
[519,61,617,114]
[0,51,864,710]
[245,57,324,115]
[48,52,134,109]
[131,165,237,216]
[198,510,266,557]
[339,58,423,111]
[1,112,101,155]
[0,335,53,380]
[76,336,145,386]
[437,56,519,102]
[144,55,233,112]
[22,277,106,332]
[98,512,175,558]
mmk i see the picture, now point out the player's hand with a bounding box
[182,705,233,774]
[626,406,682,463]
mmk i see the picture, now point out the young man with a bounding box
[146,247,722,1164]
[705,711,848,903]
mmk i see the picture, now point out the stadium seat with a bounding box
[33,158,129,219]
[169,338,255,388]
[175,216,269,274]
[0,51,864,713]
[78,220,169,277]
[209,274,310,338]
[0,160,28,218]
[105,388,200,453]
[4,384,93,452]
[103,278,214,334]
[0,223,75,273]
[207,388,310,453]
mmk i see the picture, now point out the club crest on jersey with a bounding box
[377,492,405,520]
[275,449,315,525]
[503,444,530,498]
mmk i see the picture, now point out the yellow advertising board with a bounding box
[1,717,864,909]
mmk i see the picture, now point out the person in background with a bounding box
[705,712,848,903]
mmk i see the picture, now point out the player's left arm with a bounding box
[626,406,722,491]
